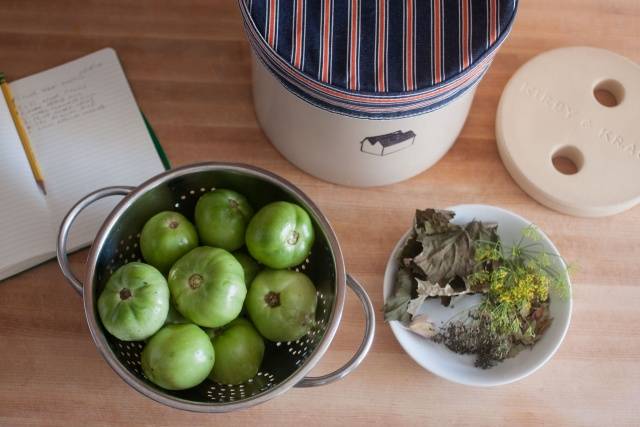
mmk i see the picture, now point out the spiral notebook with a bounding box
[0,48,168,281]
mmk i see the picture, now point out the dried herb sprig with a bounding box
[434,227,569,368]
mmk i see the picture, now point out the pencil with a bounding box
[0,72,46,195]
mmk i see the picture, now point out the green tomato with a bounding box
[246,269,317,342]
[233,252,261,316]
[195,189,254,251]
[141,324,214,390]
[98,262,169,341]
[245,202,315,269]
[140,211,198,274]
[232,252,261,288]
[164,303,188,325]
[206,318,265,385]
[168,247,246,328]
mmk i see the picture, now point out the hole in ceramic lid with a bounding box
[552,146,584,175]
[593,79,624,107]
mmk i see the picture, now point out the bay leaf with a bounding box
[416,279,473,298]
[407,314,438,338]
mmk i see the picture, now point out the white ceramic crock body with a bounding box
[251,55,477,187]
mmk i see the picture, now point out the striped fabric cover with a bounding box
[240,0,518,119]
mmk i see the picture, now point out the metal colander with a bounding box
[57,163,375,412]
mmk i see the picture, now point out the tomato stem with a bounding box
[287,230,299,245]
[264,291,281,307]
[188,274,204,290]
[119,288,132,300]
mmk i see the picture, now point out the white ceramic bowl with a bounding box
[383,204,572,386]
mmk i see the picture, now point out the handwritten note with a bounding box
[0,48,165,281]
[15,61,107,132]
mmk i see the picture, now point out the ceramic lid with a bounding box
[239,0,519,118]
[496,47,640,217]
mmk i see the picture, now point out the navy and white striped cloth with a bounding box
[240,0,518,119]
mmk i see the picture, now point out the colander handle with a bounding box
[295,274,375,388]
[57,186,134,295]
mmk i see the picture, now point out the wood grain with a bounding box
[1,1,639,426]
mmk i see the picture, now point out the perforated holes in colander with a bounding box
[205,371,277,402]
[114,341,145,377]
[174,187,217,211]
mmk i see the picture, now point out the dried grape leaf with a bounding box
[400,235,422,263]
[383,268,414,323]
[384,209,499,323]
[412,211,499,287]
[406,279,471,319]
[413,225,473,286]
[414,209,456,235]
[449,276,467,292]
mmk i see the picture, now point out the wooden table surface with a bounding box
[1,1,639,426]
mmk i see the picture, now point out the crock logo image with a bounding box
[360,130,416,156]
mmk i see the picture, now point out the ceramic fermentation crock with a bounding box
[240,0,519,186]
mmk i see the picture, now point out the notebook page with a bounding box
[10,48,164,264]
[0,96,51,279]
